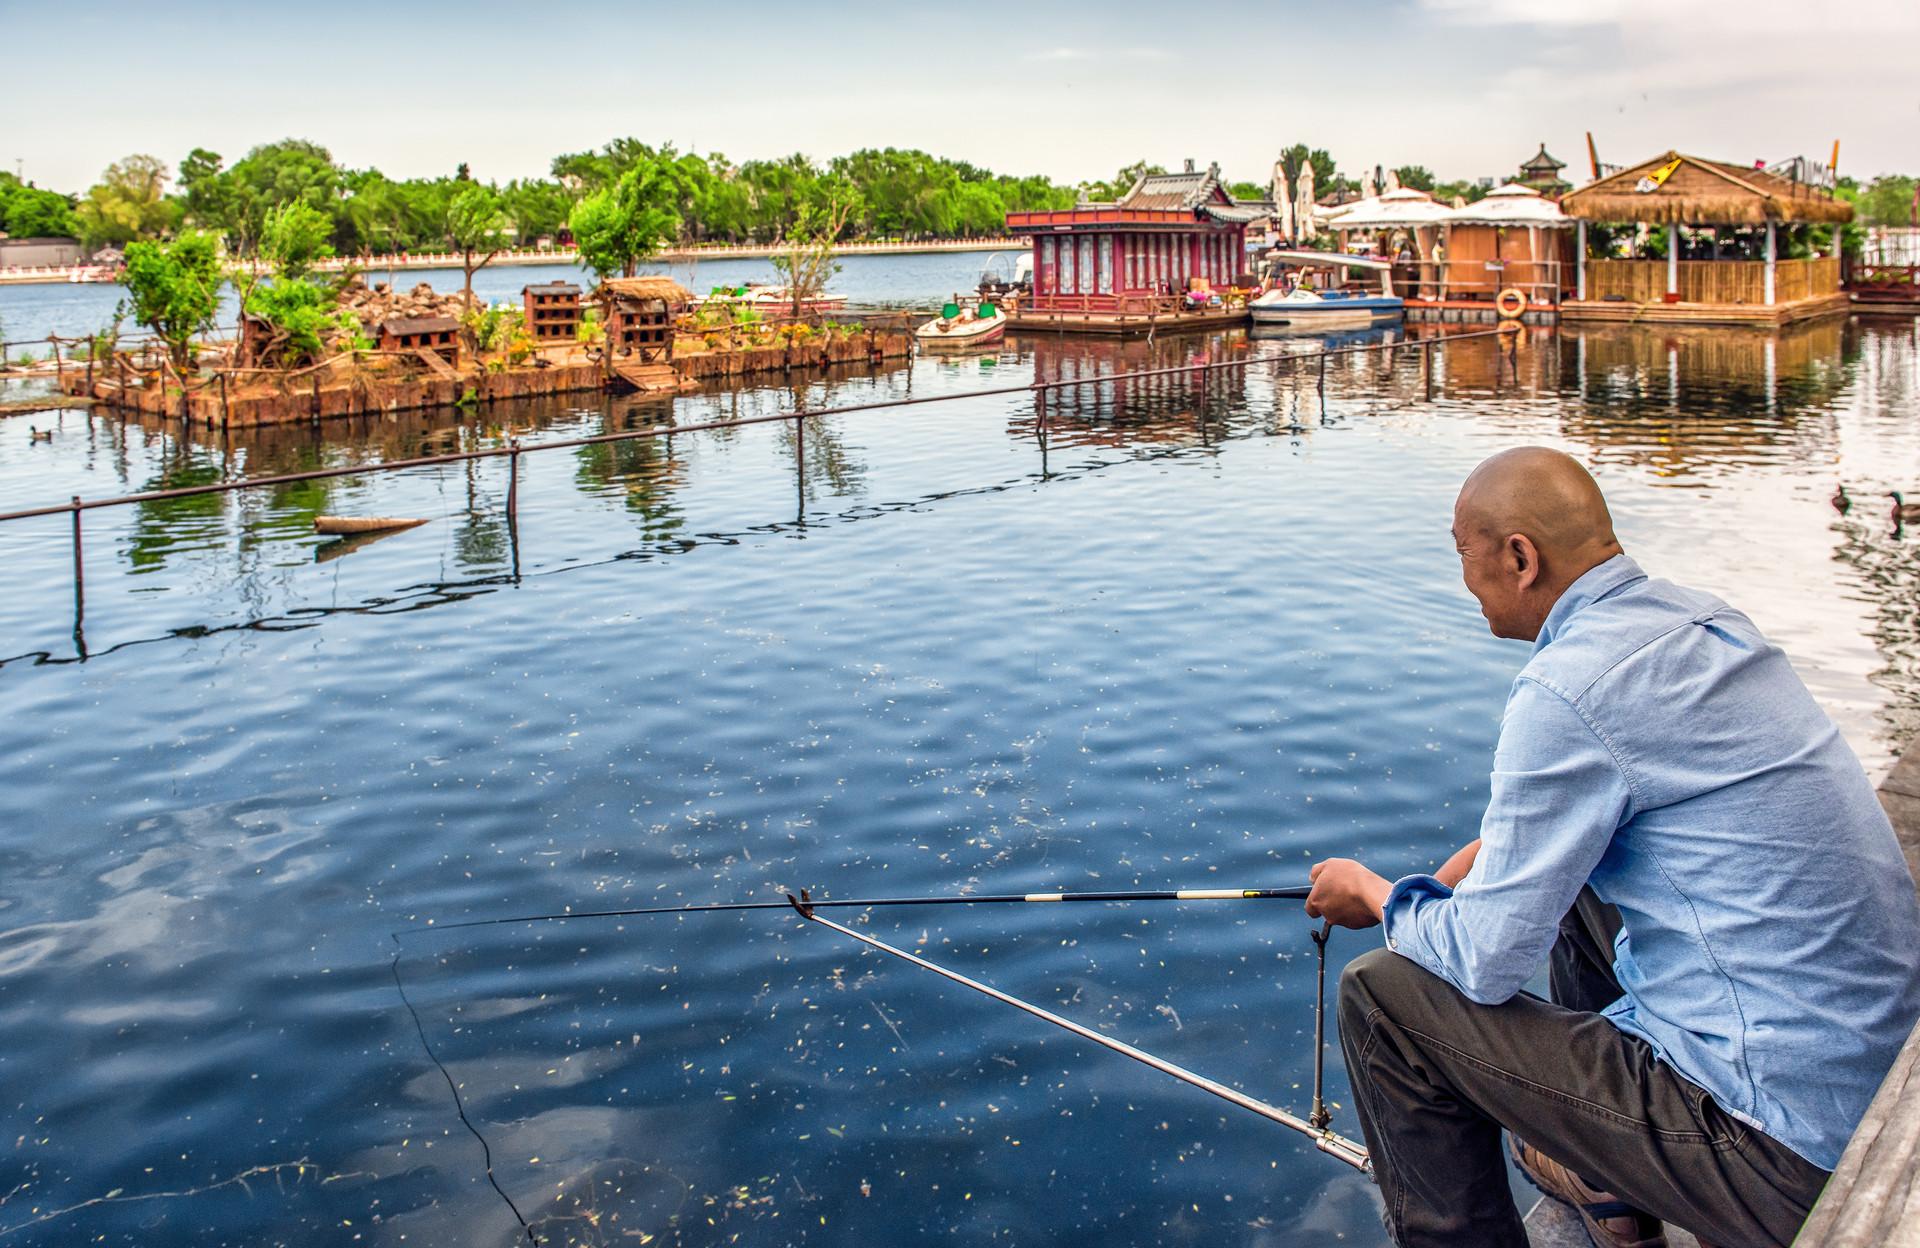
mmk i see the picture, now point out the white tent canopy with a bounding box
[1326,187,1451,231]
[1440,183,1572,228]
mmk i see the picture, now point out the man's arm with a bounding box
[1311,678,1634,1004]
[1435,839,1482,888]
[1303,839,1480,926]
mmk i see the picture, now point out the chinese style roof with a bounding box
[1520,144,1566,176]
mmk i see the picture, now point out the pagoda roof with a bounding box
[1520,143,1566,174]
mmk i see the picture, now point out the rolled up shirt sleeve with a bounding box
[1382,676,1635,1004]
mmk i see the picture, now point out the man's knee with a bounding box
[1339,945,1418,1029]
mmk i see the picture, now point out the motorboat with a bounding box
[915,298,1006,350]
[976,251,1032,301]
[1248,251,1403,330]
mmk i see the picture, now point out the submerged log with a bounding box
[313,515,429,536]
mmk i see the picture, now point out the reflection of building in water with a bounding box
[1557,319,1850,476]
[1013,333,1254,447]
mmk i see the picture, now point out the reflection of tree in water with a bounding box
[452,456,510,571]
[1833,515,1920,756]
[574,403,688,541]
[128,460,228,571]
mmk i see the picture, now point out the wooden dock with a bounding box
[1006,306,1250,337]
[1560,292,1850,327]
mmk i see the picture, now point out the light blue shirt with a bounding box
[1383,555,1920,1170]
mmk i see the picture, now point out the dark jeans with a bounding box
[1338,888,1830,1247]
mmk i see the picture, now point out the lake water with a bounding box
[0,251,1015,355]
[0,310,1917,1246]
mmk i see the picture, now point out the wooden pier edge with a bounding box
[1792,744,1920,1245]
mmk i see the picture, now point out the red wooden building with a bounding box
[1004,160,1266,333]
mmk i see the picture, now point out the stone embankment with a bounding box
[59,329,916,426]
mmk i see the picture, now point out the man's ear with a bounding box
[1509,534,1541,589]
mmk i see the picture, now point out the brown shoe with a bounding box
[1511,1135,1668,1248]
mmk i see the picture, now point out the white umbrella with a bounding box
[1270,160,1294,241]
[1360,167,1379,199]
[1385,168,1402,193]
[1296,164,1317,236]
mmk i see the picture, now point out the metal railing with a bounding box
[2,327,1514,641]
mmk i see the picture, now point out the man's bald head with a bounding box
[1451,448,1624,640]
[1456,448,1620,563]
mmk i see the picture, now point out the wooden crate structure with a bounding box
[600,276,691,365]
[379,316,460,365]
[522,281,583,343]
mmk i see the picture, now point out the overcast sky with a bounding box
[3,0,1914,194]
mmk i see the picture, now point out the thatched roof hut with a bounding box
[1561,152,1851,225]
[599,276,693,306]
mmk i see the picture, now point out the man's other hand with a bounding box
[1306,858,1391,929]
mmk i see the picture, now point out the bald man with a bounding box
[1307,448,1920,1248]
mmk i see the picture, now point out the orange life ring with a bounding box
[1495,288,1527,320]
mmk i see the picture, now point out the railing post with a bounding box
[71,495,84,627]
[793,408,807,516]
[1423,339,1434,400]
[506,438,520,521]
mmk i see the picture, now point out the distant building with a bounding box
[1005,159,1265,330]
[0,237,83,268]
[1517,144,1570,198]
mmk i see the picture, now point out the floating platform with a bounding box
[1560,293,1849,327]
[1006,306,1249,337]
[1405,299,1558,326]
[63,330,915,426]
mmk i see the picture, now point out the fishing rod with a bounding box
[402,884,1314,936]
[784,888,1371,1173]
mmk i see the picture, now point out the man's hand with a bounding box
[1306,858,1392,929]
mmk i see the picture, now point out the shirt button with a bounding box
[1387,938,1398,950]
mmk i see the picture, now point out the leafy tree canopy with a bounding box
[118,231,222,366]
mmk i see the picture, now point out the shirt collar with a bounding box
[1534,554,1645,652]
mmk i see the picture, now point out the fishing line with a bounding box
[389,939,539,1246]
[387,875,1357,1240]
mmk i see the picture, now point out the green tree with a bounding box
[224,139,345,247]
[1,183,79,238]
[1856,175,1918,227]
[119,231,222,368]
[1278,145,1341,195]
[447,183,509,309]
[569,159,682,279]
[770,192,854,317]
[1393,165,1437,193]
[76,155,181,248]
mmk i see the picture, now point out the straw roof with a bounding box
[600,275,693,304]
[1560,152,1851,225]
[1441,184,1572,228]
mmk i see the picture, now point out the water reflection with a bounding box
[6,319,1920,1245]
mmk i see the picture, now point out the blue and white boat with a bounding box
[1248,251,1403,331]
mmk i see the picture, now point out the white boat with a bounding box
[915,298,1007,349]
[1248,251,1404,330]
[696,283,848,315]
